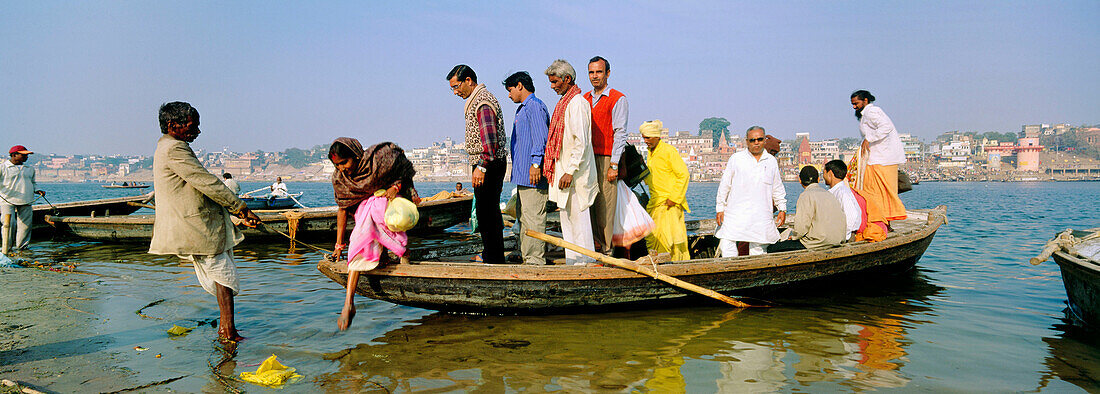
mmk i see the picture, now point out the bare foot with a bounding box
[337,305,356,331]
[218,328,245,343]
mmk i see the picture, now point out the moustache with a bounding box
[854,108,863,120]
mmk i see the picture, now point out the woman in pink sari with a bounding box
[329,137,418,330]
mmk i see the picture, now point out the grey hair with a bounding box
[545,59,576,82]
[746,126,765,133]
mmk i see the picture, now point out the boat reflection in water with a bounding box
[318,270,943,392]
[1038,322,1100,391]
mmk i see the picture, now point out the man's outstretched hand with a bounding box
[236,207,261,228]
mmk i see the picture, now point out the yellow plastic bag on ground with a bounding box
[239,354,302,387]
[166,325,193,336]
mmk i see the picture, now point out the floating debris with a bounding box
[239,354,302,387]
[167,324,194,336]
[134,346,148,352]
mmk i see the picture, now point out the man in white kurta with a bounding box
[715,127,787,257]
[545,59,598,265]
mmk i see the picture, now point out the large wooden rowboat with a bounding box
[32,192,154,232]
[44,195,472,242]
[316,206,947,314]
[1041,229,1100,327]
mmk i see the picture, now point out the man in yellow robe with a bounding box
[640,120,691,260]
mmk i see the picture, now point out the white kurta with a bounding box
[715,150,786,244]
[829,181,862,237]
[548,94,597,212]
[859,103,906,166]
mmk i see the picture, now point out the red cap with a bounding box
[9,145,33,155]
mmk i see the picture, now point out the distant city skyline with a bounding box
[3,1,1098,156]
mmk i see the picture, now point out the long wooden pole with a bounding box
[525,230,765,308]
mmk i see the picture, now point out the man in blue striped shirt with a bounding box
[503,71,550,265]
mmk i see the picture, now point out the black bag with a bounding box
[618,144,649,188]
[897,169,913,193]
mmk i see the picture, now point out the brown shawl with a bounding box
[331,137,416,209]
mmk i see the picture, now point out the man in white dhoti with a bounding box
[148,102,260,341]
[715,126,787,257]
[543,59,598,265]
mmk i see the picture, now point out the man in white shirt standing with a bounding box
[543,59,598,265]
[270,176,288,197]
[1,145,45,254]
[851,90,906,226]
[715,126,787,257]
[583,56,628,256]
[823,160,862,240]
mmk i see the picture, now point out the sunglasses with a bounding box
[746,137,766,143]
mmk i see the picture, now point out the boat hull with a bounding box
[1052,251,1100,327]
[45,195,472,242]
[242,193,302,210]
[317,207,945,314]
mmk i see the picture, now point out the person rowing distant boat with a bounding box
[270,177,288,197]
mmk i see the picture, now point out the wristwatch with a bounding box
[532,163,540,168]
[610,163,619,170]
[476,165,487,173]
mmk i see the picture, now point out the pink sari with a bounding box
[347,196,408,271]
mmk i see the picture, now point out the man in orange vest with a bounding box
[583,56,629,255]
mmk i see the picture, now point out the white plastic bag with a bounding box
[612,181,655,247]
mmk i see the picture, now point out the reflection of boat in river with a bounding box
[317,207,946,314]
[317,270,942,392]
[1038,327,1100,392]
[43,195,472,241]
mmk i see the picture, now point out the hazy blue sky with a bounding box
[2,1,1097,156]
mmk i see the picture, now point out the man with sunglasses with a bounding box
[715,126,787,257]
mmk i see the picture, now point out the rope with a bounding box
[257,221,334,256]
[1031,228,1100,265]
[280,211,307,239]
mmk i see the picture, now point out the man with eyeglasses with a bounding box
[447,64,508,264]
[715,126,787,257]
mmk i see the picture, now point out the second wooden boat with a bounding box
[44,195,472,242]
[1038,228,1100,327]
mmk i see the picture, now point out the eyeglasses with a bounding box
[746,138,766,143]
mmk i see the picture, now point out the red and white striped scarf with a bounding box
[544,84,581,180]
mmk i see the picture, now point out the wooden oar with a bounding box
[525,230,765,308]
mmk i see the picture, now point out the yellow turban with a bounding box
[640,120,663,138]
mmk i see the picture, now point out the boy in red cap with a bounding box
[1,145,45,254]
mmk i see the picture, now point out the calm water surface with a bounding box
[7,181,1100,392]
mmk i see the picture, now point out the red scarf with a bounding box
[544,85,581,180]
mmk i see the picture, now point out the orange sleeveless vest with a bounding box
[584,89,624,156]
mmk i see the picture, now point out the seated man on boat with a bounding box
[222,173,241,195]
[454,182,472,196]
[768,166,848,253]
[715,126,786,257]
[270,177,289,197]
[329,137,419,330]
[147,102,261,342]
[823,160,863,240]
[640,120,691,261]
[1,145,45,254]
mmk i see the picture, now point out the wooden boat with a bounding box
[241,193,303,210]
[1039,228,1100,327]
[102,183,150,189]
[32,192,153,225]
[44,195,472,242]
[316,206,947,314]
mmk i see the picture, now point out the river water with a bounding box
[2,181,1098,392]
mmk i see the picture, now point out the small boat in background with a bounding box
[102,182,150,189]
[1035,228,1100,328]
[241,193,304,210]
